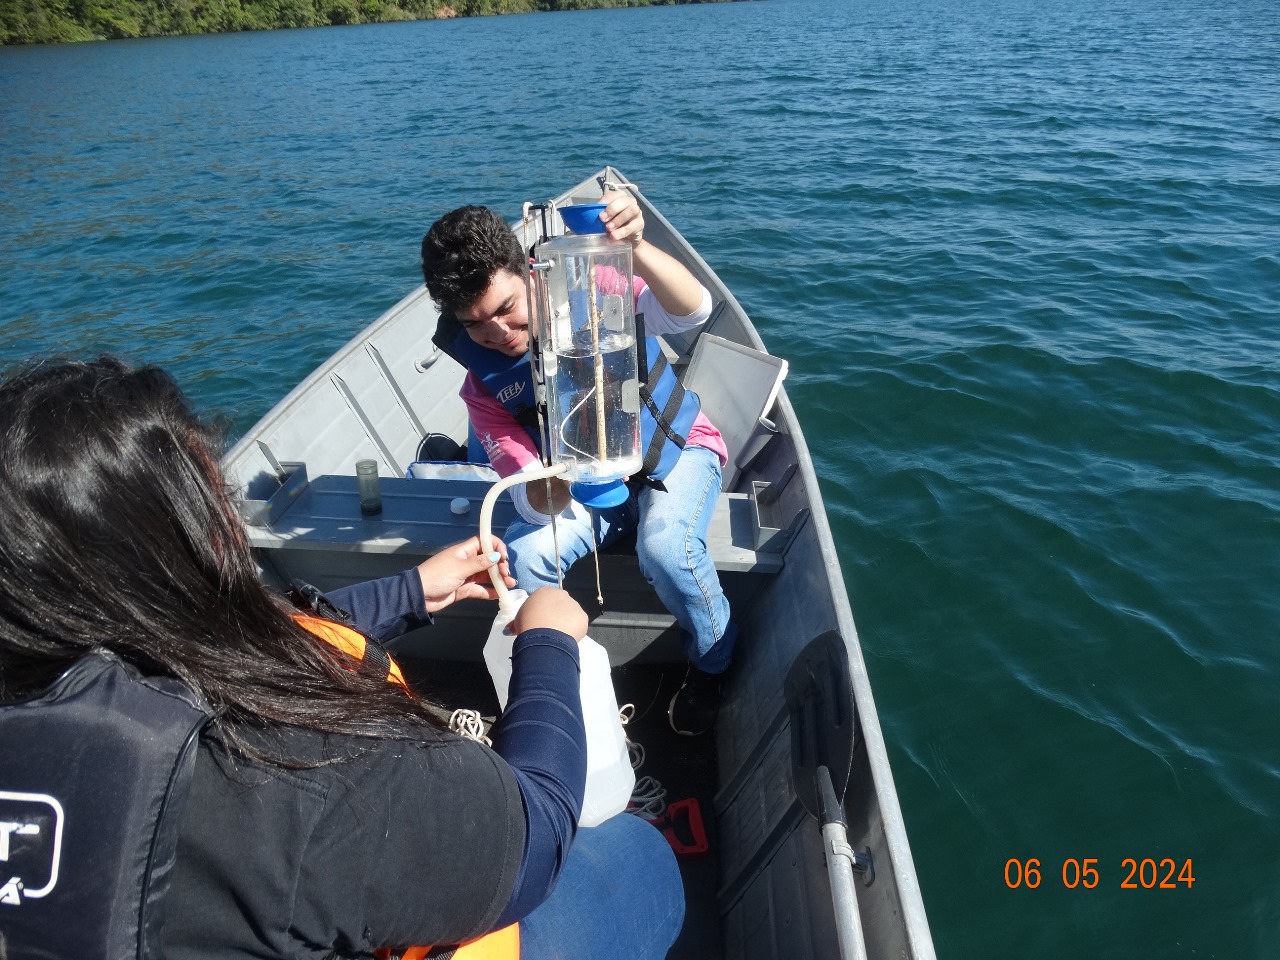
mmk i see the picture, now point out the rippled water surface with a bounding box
[3,0,1279,954]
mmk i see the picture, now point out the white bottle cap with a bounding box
[450,497,470,515]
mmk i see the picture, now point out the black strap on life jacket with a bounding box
[0,649,210,958]
[287,578,398,685]
[288,578,353,625]
[633,314,688,493]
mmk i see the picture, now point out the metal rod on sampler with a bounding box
[522,201,566,589]
[587,258,608,463]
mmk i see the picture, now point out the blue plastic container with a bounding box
[559,203,608,235]
[569,478,630,509]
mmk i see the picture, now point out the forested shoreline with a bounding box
[1,0,734,46]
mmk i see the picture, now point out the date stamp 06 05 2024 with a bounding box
[1003,857,1195,891]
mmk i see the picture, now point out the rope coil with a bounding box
[449,708,492,747]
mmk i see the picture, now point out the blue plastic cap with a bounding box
[560,203,608,235]
[569,477,629,509]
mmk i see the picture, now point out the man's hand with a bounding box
[599,190,645,247]
[599,190,706,318]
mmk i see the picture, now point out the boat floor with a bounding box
[399,657,722,960]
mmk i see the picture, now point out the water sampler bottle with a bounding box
[527,203,644,510]
[478,206,644,825]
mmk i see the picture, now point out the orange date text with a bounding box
[1003,857,1195,889]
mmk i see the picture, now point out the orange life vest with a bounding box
[296,614,520,960]
[294,612,409,689]
[373,923,519,960]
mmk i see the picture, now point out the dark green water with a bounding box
[2,0,1278,954]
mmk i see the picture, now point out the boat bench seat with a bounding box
[240,467,785,576]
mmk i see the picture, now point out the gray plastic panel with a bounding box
[682,334,788,492]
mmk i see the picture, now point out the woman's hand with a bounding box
[417,536,516,613]
[511,586,589,643]
[599,190,644,247]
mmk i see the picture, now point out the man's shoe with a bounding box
[668,667,722,737]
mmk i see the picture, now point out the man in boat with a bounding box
[421,192,735,737]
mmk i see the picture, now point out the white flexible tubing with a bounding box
[479,461,570,611]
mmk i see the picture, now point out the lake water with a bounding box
[2,0,1278,955]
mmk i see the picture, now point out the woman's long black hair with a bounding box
[0,357,446,756]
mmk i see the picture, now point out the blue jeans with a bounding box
[520,814,685,960]
[506,445,736,675]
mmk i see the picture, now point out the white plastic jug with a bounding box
[483,589,635,827]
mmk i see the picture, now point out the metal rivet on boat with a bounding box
[450,497,470,516]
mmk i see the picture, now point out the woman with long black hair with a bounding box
[0,356,683,960]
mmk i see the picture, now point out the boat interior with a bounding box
[222,170,933,959]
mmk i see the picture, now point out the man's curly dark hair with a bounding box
[420,205,525,314]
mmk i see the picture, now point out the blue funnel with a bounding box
[570,477,629,509]
[560,203,608,235]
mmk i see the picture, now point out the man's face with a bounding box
[457,269,529,357]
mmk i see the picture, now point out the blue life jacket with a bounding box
[434,313,701,488]
[0,649,210,958]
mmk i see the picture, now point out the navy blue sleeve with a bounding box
[489,627,587,928]
[325,569,433,642]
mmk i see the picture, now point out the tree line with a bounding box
[0,0,731,45]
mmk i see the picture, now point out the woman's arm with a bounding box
[323,568,429,641]
[491,587,590,925]
[489,626,586,926]
[324,537,514,640]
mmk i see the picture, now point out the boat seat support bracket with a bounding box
[749,479,809,554]
[238,461,309,528]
